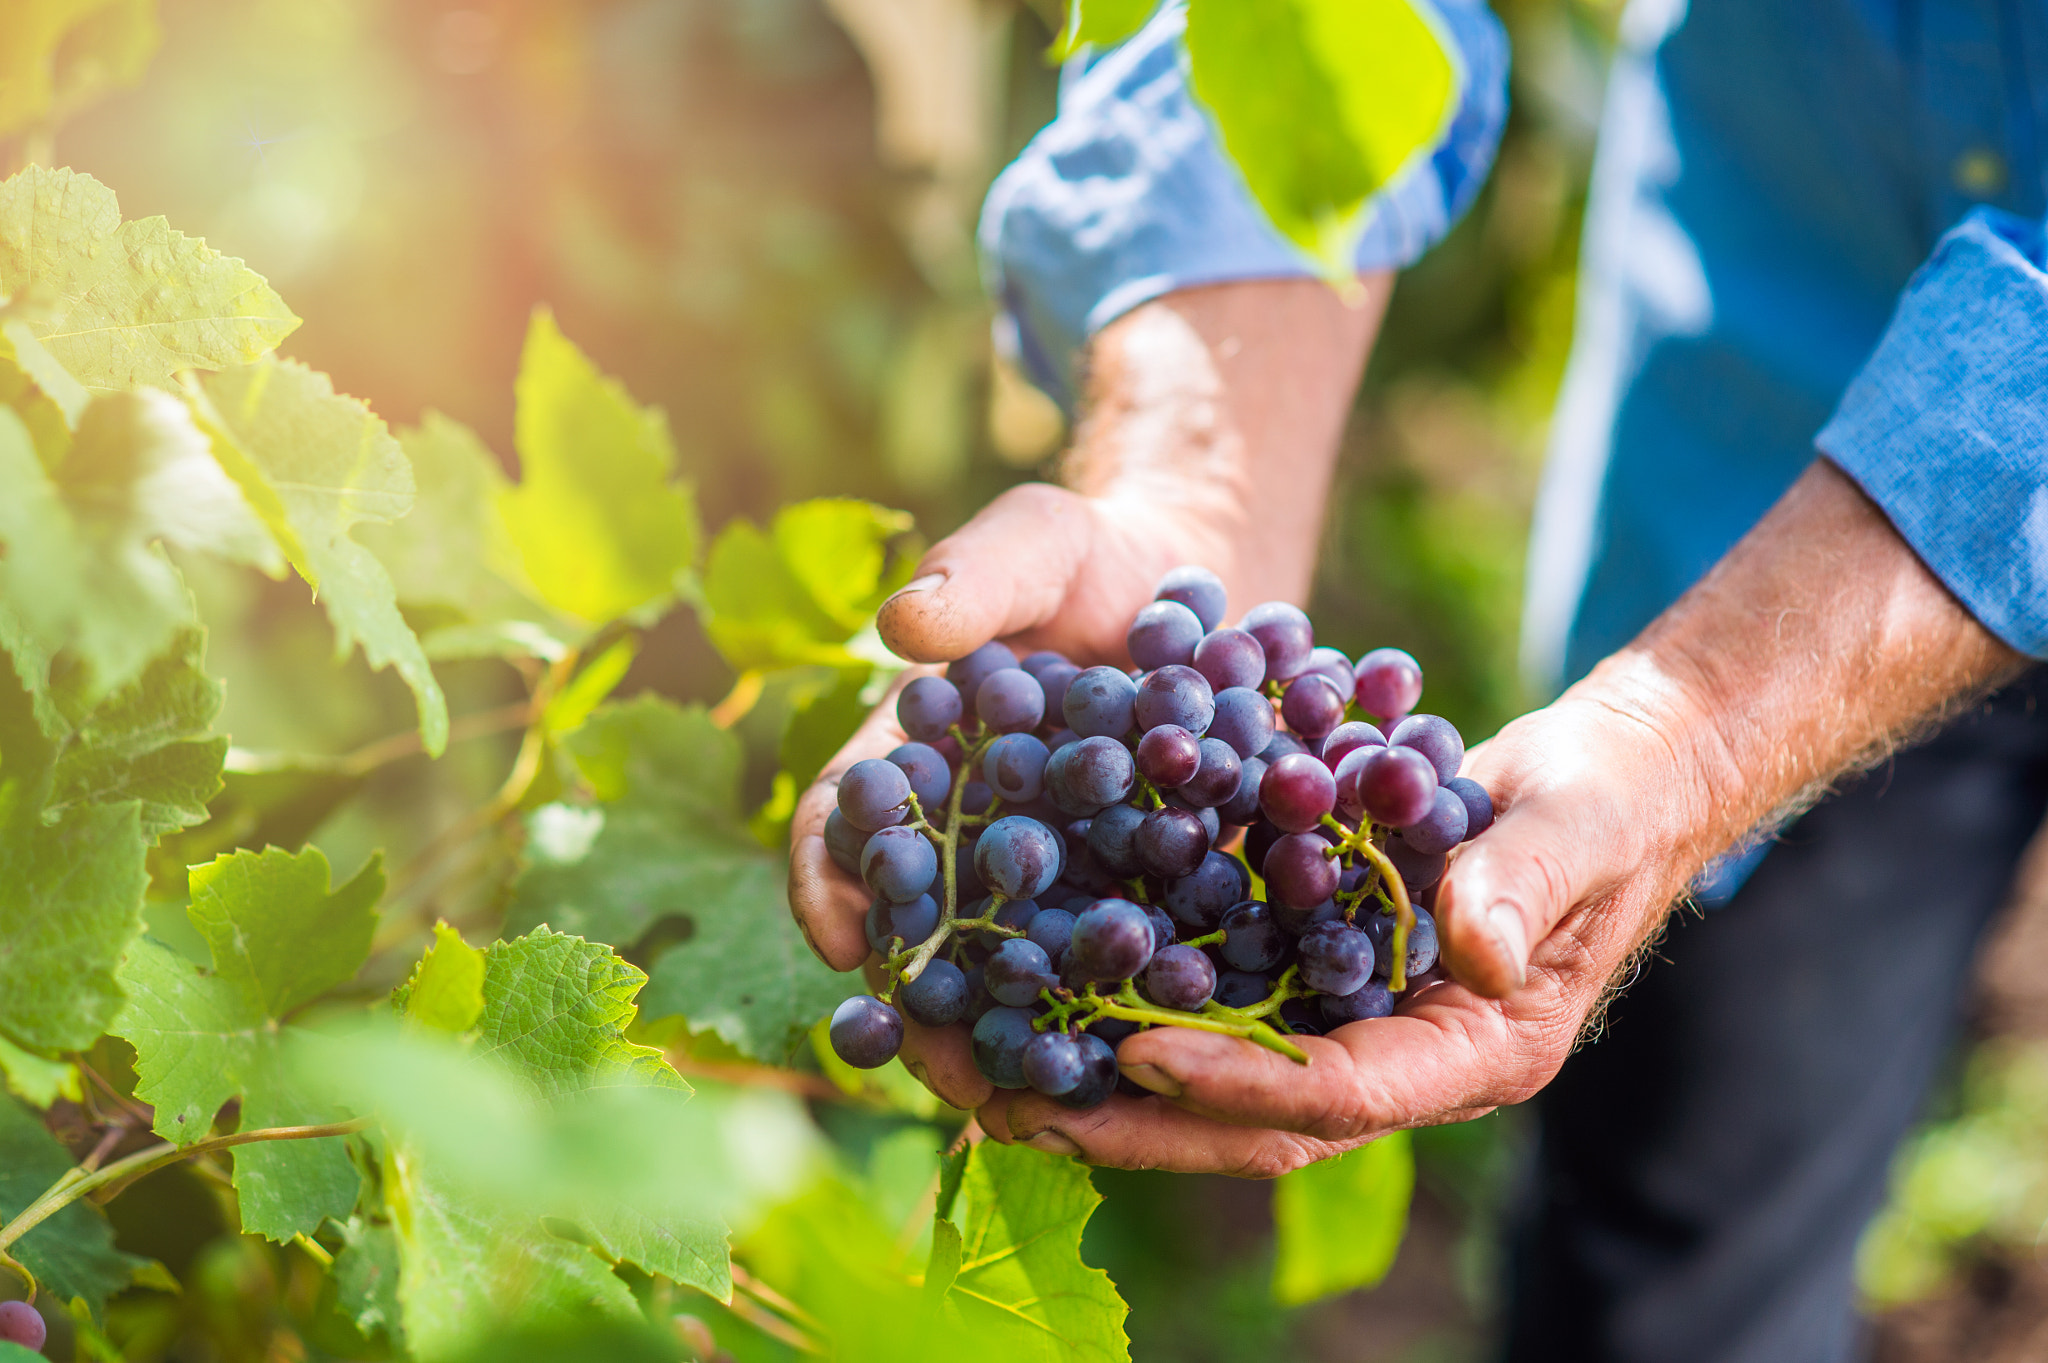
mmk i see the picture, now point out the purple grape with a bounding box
[1402,906,1441,977]
[959,780,994,817]
[1169,795,1223,849]
[1239,602,1313,683]
[866,892,939,954]
[1353,647,1423,718]
[1280,672,1348,742]
[1208,686,1277,760]
[1218,901,1288,972]
[0,1302,46,1352]
[1322,978,1394,1026]
[1213,969,1270,1008]
[1321,721,1387,772]
[986,938,1058,1006]
[947,642,1018,705]
[1163,849,1248,931]
[829,995,903,1068]
[1085,801,1146,877]
[1143,903,1178,951]
[1331,745,1375,821]
[1178,738,1243,808]
[972,1006,1038,1088]
[1155,565,1228,631]
[983,732,1051,803]
[1192,627,1266,693]
[1046,727,1080,752]
[977,668,1046,735]
[1260,731,1311,763]
[837,758,912,832]
[902,959,969,1027]
[1385,836,1448,891]
[1304,647,1354,695]
[1128,599,1205,670]
[1021,652,1082,713]
[897,675,964,743]
[1145,944,1218,1009]
[1444,776,1495,839]
[1218,755,1268,825]
[1134,806,1208,878]
[1133,664,1215,735]
[1278,999,1325,1036]
[1403,785,1470,855]
[1064,666,1138,738]
[1065,735,1136,810]
[1243,818,1283,876]
[1023,1030,1087,1096]
[1055,1032,1120,1109]
[1026,907,1078,964]
[888,742,953,812]
[963,965,994,1020]
[971,894,1040,948]
[1088,1015,1141,1048]
[954,830,985,896]
[1274,896,1343,935]
[1260,753,1337,833]
[1390,714,1465,784]
[1352,745,1438,827]
[1263,833,1340,908]
[1069,898,1156,981]
[975,816,1064,899]
[861,825,938,903]
[823,808,869,875]
[1137,724,1201,786]
[1297,921,1374,995]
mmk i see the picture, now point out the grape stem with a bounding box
[889,733,995,992]
[1032,983,1310,1064]
[1178,929,1225,949]
[1321,813,1415,990]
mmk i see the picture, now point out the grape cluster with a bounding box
[824,567,1492,1110]
[0,1301,45,1352]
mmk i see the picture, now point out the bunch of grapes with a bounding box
[824,567,1492,1111]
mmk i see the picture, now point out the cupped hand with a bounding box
[977,659,1729,1172]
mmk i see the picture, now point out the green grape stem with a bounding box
[1032,982,1310,1064]
[1320,812,1416,991]
[889,732,995,993]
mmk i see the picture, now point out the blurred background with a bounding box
[35,0,2048,1357]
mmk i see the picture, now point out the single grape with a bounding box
[947,642,1018,706]
[901,959,970,1027]
[1088,1015,1142,1048]
[0,1303,46,1352]
[1213,969,1270,1009]
[1023,1030,1087,1096]
[1280,672,1348,742]
[1046,727,1081,752]
[1065,735,1137,809]
[866,892,940,955]
[1243,818,1283,877]
[1143,903,1177,951]
[1144,944,1217,1009]
[1155,564,1228,631]
[1055,1032,1121,1109]
[1304,646,1354,695]
[897,675,964,743]
[1136,724,1201,787]
[1390,713,1465,784]
[1404,906,1441,977]
[1403,785,1471,855]
[1085,801,1147,877]
[1263,832,1340,908]
[1351,745,1439,827]
[1134,806,1208,879]
[1278,999,1326,1036]
[1239,601,1313,683]
[975,816,1065,899]
[1061,821,1119,894]
[823,808,869,875]
[1064,666,1139,738]
[1331,745,1375,821]
[1321,978,1394,1026]
[977,668,1047,735]
[1175,736,1242,808]
[983,732,1052,803]
[1133,667,1215,739]
[1172,795,1223,848]
[985,938,1057,1006]
[861,826,938,903]
[1297,921,1374,995]
[1259,730,1311,763]
[1218,900,1288,972]
[1207,686,1277,761]
[1128,599,1205,670]
[829,995,903,1068]
[1385,836,1448,891]
[837,758,912,832]
[1192,627,1267,693]
[1218,755,1268,825]
[1069,898,1156,981]
[1163,849,1248,931]
[1026,907,1078,964]
[1259,752,1337,833]
[972,1006,1039,1088]
[1321,721,1387,773]
[1021,652,1082,715]
[1273,897,1342,935]
[959,780,994,818]
[1444,775,1495,839]
[1353,647,1423,718]
[888,742,953,813]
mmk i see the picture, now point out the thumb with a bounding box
[878,483,1098,664]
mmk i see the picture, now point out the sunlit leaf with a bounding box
[1270,1131,1413,1305]
[0,1095,146,1316]
[699,498,913,673]
[0,0,159,139]
[0,1033,78,1107]
[395,922,486,1035]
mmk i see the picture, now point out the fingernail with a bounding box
[888,573,945,601]
[1028,1130,1081,1156]
[1487,901,1529,990]
[1119,1062,1181,1097]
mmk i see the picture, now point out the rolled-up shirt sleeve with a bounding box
[1817,209,2048,659]
[979,0,1510,407]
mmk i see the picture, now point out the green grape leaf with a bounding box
[1050,0,1155,59]
[0,1095,146,1315]
[333,1218,403,1346]
[395,921,486,1034]
[500,310,698,626]
[471,930,688,1103]
[0,1033,79,1107]
[0,322,79,465]
[0,799,146,1053]
[699,498,913,673]
[111,847,381,1240]
[505,698,844,1063]
[1184,0,1458,273]
[945,1141,1129,1361]
[195,358,449,755]
[1270,1131,1413,1305]
[0,1346,40,1361]
[0,0,159,139]
[0,167,297,391]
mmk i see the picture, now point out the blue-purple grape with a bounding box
[861,825,937,903]
[901,959,970,1027]
[1297,921,1374,995]
[1192,627,1266,692]
[1023,1029,1087,1096]
[1144,944,1217,1009]
[1085,801,1146,877]
[1213,969,1270,1009]
[1353,647,1423,719]
[959,780,994,818]
[1064,666,1138,738]
[1239,602,1313,683]
[1133,664,1215,735]
[1263,832,1340,908]
[1403,906,1440,977]
[1218,755,1268,825]
[1063,735,1136,810]
[1027,907,1078,964]
[1155,565,1228,631]
[1069,898,1156,981]
[1143,903,1177,951]
[829,995,903,1068]
[1218,900,1287,972]
[1135,806,1208,878]
[1137,724,1201,787]
[1280,672,1348,742]
[1351,745,1438,827]
[1320,721,1386,772]
[1056,1032,1120,1109]
[838,758,912,832]
[1259,752,1336,833]
[866,892,939,954]
[1171,795,1223,849]
[1273,897,1342,935]
[1385,836,1448,891]
[1128,599,1205,670]
[1163,849,1247,931]
[1403,785,1470,855]
[823,808,869,875]
[1321,978,1394,1026]
[1207,686,1277,760]
[1021,652,1082,713]
[897,675,964,743]
[963,965,994,1020]
[1260,731,1311,763]
[888,742,952,812]
[1046,727,1080,752]
[985,938,1057,1006]
[970,894,1039,948]
[1278,999,1325,1036]
[984,732,1051,803]
[972,1006,1038,1088]
[1444,775,1495,839]
[975,816,1064,899]
[977,668,1046,735]
[1061,820,1120,894]
[947,642,1018,706]
[1390,713,1465,783]
[1304,646,1353,696]
[1178,737,1242,808]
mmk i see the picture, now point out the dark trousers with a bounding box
[1505,672,2048,1363]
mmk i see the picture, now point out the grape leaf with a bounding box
[333,1218,403,1347]
[111,847,382,1240]
[0,1095,145,1315]
[505,698,844,1063]
[471,929,688,1104]
[0,798,146,1053]
[394,921,486,1034]
[944,1141,1129,1361]
[195,358,449,755]
[0,321,78,464]
[1270,1131,1413,1305]
[1049,0,1155,59]
[0,0,159,139]
[699,498,913,673]
[1185,0,1458,273]
[0,1033,78,1107]
[0,167,297,392]
[499,310,699,626]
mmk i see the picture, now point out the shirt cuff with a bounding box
[1816,208,2048,659]
[979,0,1510,408]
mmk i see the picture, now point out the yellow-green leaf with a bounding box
[699,498,913,673]
[1270,1131,1413,1305]
[398,922,487,1034]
